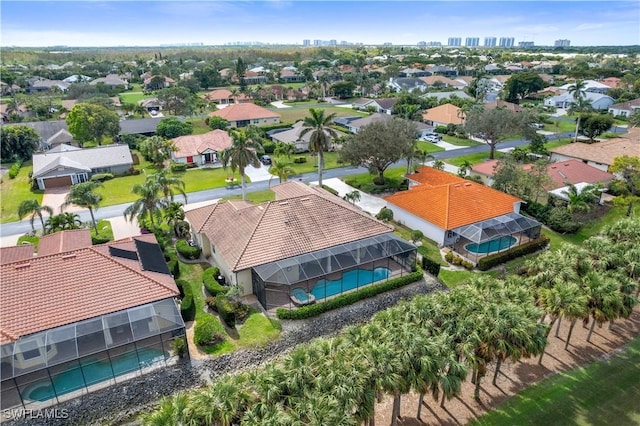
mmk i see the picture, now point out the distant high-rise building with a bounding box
[329,39,337,46]
[383,42,393,46]
[417,41,427,47]
[554,39,571,47]
[313,39,322,46]
[447,37,462,46]
[518,41,535,47]
[484,37,497,47]
[303,39,310,47]
[426,41,442,47]
[465,37,480,47]
[499,37,515,48]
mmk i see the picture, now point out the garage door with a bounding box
[43,176,72,188]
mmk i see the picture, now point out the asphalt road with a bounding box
[0,130,575,237]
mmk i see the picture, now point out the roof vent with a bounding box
[464,183,472,186]
[453,184,461,188]
[14,263,30,269]
[300,197,310,201]
[279,201,289,206]
[61,254,77,260]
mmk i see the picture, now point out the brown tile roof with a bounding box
[208,103,280,122]
[272,180,315,200]
[186,183,392,271]
[385,167,520,230]
[421,103,463,125]
[609,98,640,111]
[172,130,233,159]
[0,234,179,344]
[419,76,463,86]
[471,159,532,177]
[38,229,93,256]
[0,245,35,265]
[484,100,523,112]
[545,160,614,189]
[550,138,640,166]
[202,89,232,101]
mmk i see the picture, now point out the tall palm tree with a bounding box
[567,80,588,142]
[220,128,263,200]
[299,108,338,187]
[343,190,361,206]
[562,183,599,214]
[17,199,53,233]
[268,159,295,187]
[63,181,103,233]
[164,201,185,236]
[123,181,163,227]
[148,170,187,205]
[274,142,295,159]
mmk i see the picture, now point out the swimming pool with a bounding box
[24,347,166,402]
[311,267,391,299]
[465,236,517,254]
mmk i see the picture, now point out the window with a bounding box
[252,119,260,124]
[22,348,41,360]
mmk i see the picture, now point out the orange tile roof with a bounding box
[0,234,179,343]
[550,138,640,166]
[419,76,463,86]
[186,183,392,272]
[172,130,233,159]
[208,103,280,122]
[385,167,520,230]
[38,229,92,256]
[421,103,463,125]
[484,100,523,112]
[202,89,232,101]
[0,245,35,265]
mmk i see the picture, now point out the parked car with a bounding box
[260,155,272,165]
[423,134,441,143]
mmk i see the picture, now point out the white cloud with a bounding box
[574,22,607,31]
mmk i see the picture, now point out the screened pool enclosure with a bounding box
[1,298,186,410]
[446,212,542,263]
[252,233,417,310]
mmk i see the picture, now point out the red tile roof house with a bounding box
[384,167,542,263]
[170,130,233,166]
[201,89,252,105]
[185,182,417,311]
[550,137,640,173]
[208,103,281,128]
[421,103,464,127]
[0,231,185,411]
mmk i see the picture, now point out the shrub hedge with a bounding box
[176,239,201,260]
[90,173,114,182]
[171,163,188,172]
[421,256,441,277]
[293,156,307,164]
[176,279,195,321]
[193,315,225,346]
[477,235,550,271]
[8,160,22,179]
[202,266,226,295]
[276,267,424,320]
[216,295,236,327]
[168,259,180,278]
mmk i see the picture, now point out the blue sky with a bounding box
[1,1,639,47]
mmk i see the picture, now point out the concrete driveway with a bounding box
[244,163,273,183]
[42,187,79,214]
[319,178,387,216]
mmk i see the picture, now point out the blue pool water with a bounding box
[465,236,517,254]
[311,267,391,299]
[24,348,166,402]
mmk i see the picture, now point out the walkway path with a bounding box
[269,101,292,109]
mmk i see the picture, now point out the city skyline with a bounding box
[1,1,639,48]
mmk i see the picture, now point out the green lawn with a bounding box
[471,335,640,426]
[439,269,499,287]
[0,163,44,224]
[442,135,482,147]
[185,118,211,135]
[90,219,114,242]
[417,141,445,154]
[279,151,345,176]
[343,166,407,189]
[392,221,447,267]
[545,138,572,150]
[274,106,367,125]
[223,189,275,204]
[446,151,504,167]
[119,92,148,105]
[544,119,576,133]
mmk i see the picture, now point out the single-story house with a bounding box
[388,78,428,92]
[144,76,175,90]
[139,98,162,113]
[185,182,417,311]
[243,71,268,85]
[90,74,128,89]
[28,79,70,93]
[421,103,464,127]
[425,65,457,76]
[608,98,640,118]
[419,76,466,89]
[279,69,305,83]
[422,91,472,102]
[543,92,615,110]
[171,130,232,165]
[558,80,610,94]
[484,100,523,112]
[21,120,68,144]
[0,231,185,411]
[352,98,398,114]
[41,129,75,151]
[202,89,236,105]
[399,68,431,78]
[470,159,614,189]
[208,103,280,128]
[550,137,639,172]
[119,117,164,136]
[62,75,92,84]
[269,121,347,153]
[344,113,431,135]
[384,167,541,262]
[32,144,133,189]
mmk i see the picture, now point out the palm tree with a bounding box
[268,159,295,187]
[164,201,185,236]
[343,190,361,206]
[299,108,338,187]
[567,80,588,142]
[220,128,263,200]
[45,212,83,234]
[562,183,599,214]
[148,170,187,205]
[123,181,163,227]
[582,271,623,343]
[432,159,445,171]
[63,181,103,233]
[17,199,53,233]
[274,142,295,159]
[457,160,473,178]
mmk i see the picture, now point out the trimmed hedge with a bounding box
[8,160,22,179]
[216,295,236,327]
[90,173,114,182]
[293,156,307,164]
[91,235,111,245]
[276,267,424,320]
[168,259,180,278]
[176,279,195,321]
[202,266,225,295]
[176,239,201,260]
[421,256,441,277]
[477,235,550,271]
[171,163,188,172]
[193,315,225,346]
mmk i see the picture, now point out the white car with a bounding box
[423,134,441,143]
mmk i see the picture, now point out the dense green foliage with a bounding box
[156,117,193,139]
[176,279,195,322]
[66,103,120,145]
[202,266,225,295]
[477,236,550,271]
[0,126,39,161]
[176,239,202,260]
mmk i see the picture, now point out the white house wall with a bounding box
[386,205,446,245]
[550,153,610,172]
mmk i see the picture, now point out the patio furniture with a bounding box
[290,288,316,306]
